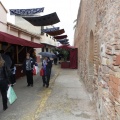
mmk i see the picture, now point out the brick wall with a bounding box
[74,0,120,119]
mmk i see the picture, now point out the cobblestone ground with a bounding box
[0,65,98,120]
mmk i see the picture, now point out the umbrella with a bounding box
[38,52,57,58]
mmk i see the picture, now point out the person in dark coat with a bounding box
[22,53,35,87]
[0,54,9,111]
[46,57,53,88]
[47,57,53,75]
[0,50,12,70]
[10,61,16,86]
[42,57,47,87]
[42,57,52,88]
[54,51,58,65]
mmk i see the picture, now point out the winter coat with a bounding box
[1,54,12,70]
[22,57,35,73]
[0,64,9,84]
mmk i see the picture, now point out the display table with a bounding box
[61,61,70,68]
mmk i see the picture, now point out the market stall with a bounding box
[0,31,44,79]
[57,45,78,69]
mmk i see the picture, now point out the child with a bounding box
[10,63,16,86]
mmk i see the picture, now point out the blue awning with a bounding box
[58,39,69,43]
[42,29,65,36]
[42,27,59,33]
[10,8,44,16]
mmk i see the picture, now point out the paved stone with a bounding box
[37,69,98,120]
[0,66,98,120]
[0,65,59,120]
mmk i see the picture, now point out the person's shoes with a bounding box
[31,84,33,87]
[27,84,30,87]
[46,85,49,88]
[3,106,8,111]
[43,84,45,87]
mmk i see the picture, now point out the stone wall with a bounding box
[74,0,120,119]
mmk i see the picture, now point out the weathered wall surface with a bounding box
[74,0,120,119]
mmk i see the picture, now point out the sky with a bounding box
[1,0,80,45]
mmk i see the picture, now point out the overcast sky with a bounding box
[1,0,80,45]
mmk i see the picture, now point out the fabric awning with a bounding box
[45,29,65,36]
[41,43,56,47]
[42,27,59,33]
[0,31,44,48]
[62,42,69,45]
[58,39,69,43]
[10,8,44,16]
[23,12,60,26]
[54,35,67,39]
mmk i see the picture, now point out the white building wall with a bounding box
[0,2,7,32]
[15,16,59,47]
[15,16,41,35]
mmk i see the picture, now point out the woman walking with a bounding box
[42,57,47,87]
[0,54,9,111]
[22,53,35,87]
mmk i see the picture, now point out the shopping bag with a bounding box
[40,68,44,76]
[33,66,39,75]
[7,86,17,104]
[36,66,39,74]
[33,66,36,75]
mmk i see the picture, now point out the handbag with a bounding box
[40,68,44,76]
[33,66,39,75]
[7,86,17,104]
[33,66,36,75]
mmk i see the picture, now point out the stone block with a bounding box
[101,66,109,74]
[108,79,120,93]
[115,45,120,50]
[109,92,115,102]
[113,55,120,65]
[115,105,120,116]
[109,87,119,99]
[109,75,120,85]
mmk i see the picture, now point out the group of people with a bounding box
[53,51,63,65]
[0,51,53,111]
[0,51,35,111]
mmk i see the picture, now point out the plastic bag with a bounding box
[40,68,44,76]
[33,66,39,75]
[7,86,17,104]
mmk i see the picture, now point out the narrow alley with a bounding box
[0,65,98,120]
[1,0,120,119]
